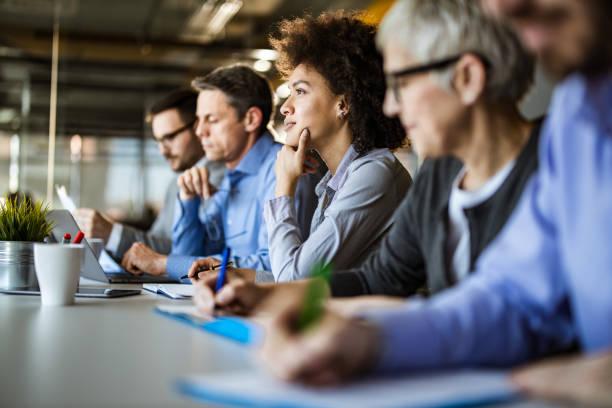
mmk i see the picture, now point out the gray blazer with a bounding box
[111,159,226,259]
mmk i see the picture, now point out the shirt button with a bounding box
[227,220,232,225]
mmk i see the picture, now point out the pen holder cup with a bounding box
[0,241,39,290]
[34,243,85,306]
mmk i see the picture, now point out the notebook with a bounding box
[143,283,194,299]
[155,304,264,346]
[176,369,519,408]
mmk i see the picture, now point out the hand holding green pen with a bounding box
[297,262,333,331]
[260,261,381,385]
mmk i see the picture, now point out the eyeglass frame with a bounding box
[152,118,197,147]
[385,53,491,104]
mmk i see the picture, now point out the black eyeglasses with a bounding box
[153,118,196,147]
[386,54,490,103]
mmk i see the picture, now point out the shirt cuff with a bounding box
[264,195,297,224]
[255,269,275,283]
[359,299,442,373]
[174,196,201,226]
[105,222,123,253]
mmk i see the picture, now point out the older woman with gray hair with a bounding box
[324,0,541,299]
[198,0,542,319]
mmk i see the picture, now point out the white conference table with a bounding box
[0,278,568,408]
[0,278,256,408]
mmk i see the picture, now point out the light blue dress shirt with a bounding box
[365,73,612,372]
[167,132,280,282]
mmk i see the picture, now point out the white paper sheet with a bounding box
[143,284,195,299]
[55,184,76,212]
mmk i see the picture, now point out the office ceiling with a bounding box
[0,0,380,138]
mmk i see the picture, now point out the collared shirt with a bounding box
[446,159,515,281]
[167,132,281,282]
[264,145,412,282]
[105,155,225,257]
[366,73,612,372]
[310,146,359,230]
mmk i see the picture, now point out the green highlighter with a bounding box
[297,262,333,331]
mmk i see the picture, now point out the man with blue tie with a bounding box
[121,65,320,282]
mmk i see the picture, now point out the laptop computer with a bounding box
[48,210,176,284]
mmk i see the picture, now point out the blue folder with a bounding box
[154,307,264,346]
[175,369,519,408]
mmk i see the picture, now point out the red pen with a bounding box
[73,231,85,244]
[62,233,71,244]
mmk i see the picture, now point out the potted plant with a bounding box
[0,193,54,290]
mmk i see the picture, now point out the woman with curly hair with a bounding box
[263,12,412,282]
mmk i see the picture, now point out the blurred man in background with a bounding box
[74,89,224,260]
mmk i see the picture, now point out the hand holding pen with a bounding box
[258,262,381,386]
[297,262,332,331]
[214,247,231,291]
[181,258,234,280]
[190,265,263,316]
[189,248,232,315]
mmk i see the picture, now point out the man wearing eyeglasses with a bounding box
[74,89,225,260]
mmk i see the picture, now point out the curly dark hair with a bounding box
[269,11,406,154]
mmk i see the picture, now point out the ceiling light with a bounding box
[183,0,243,42]
[207,0,243,37]
[253,59,272,72]
[70,134,82,157]
[0,108,16,124]
[275,83,290,99]
[250,49,279,61]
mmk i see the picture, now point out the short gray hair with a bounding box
[376,0,534,103]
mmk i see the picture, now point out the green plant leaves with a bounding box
[0,194,55,242]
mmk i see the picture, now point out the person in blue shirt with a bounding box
[121,65,319,282]
[255,0,612,399]
[74,89,225,259]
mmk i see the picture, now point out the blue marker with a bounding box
[215,247,231,292]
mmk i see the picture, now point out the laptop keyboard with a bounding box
[106,273,175,283]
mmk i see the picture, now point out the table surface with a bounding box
[0,278,256,408]
[0,278,567,408]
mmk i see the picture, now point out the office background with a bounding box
[0,0,554,228]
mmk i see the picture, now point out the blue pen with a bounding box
[215,247,231,292]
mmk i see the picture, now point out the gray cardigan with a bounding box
[330,121,542,297]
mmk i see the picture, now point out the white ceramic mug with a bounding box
[34,243,85,306]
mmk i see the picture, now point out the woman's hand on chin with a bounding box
[275,128,313,197]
